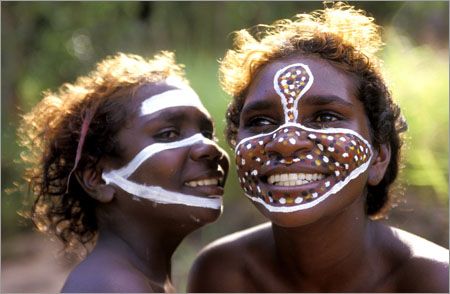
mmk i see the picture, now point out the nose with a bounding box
[189,140,223,162]
[265,128,314,160]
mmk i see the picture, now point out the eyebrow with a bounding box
[241,100,280,114]
[301,95,354,107]
[142,107,213,128]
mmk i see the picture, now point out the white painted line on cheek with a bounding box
[140,88,209,117]
[106,133,215,179]
[103,172,223,209]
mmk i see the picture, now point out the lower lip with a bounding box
[184,185,224,197]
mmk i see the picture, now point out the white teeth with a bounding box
[185,178,220,187]
[267,173,325,186]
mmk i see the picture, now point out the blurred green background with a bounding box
[2,1,448,292]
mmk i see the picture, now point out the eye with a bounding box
[315,112,339,123]
[246,116,276,127]
[154,128,179,141]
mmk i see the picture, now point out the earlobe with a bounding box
[75,167,115,203]
[368,144,391,186]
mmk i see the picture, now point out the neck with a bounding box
[95,204,200,291]
[272,197,381,291]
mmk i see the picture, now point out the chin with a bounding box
[183,205,223,226]
[255,201,326,228]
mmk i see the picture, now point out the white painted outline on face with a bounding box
[273,63,314,122]
[235,63,374,213]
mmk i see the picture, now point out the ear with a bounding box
[75,166,116,203]
[368,143,391,186]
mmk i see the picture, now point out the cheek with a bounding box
[128,152,183,186]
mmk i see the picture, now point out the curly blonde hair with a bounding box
[18,51,187,252]
[220,2,407,217]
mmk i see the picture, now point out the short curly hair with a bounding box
[219,2,407,217]
[18,51,187,253]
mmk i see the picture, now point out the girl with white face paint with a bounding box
[19,52,229,293]
[188,3,449,293]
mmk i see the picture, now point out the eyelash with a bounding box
[154,128,215,141]
[246,116,277,128]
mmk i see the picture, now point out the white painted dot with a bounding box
[335,170,340,176]
[255,157,261,162]
[339,137,346,142]
[251,170,258,176]
[323,156,329,163]
[293,158,300,162]
[258,140,264,145]
[266,160,271,166]
[245,171,249,176]
[351,140,357,146]
[295,131,301,136]
[325,181,330,187]
[317,144,324,151]
[279,197,287,204]
[284,128,289,133]
[301,76,306,81]
[246,143,252,149]
[327,136,334,141]
[257,186,261,193]
[354,155,359,161]
[295,197,303,204]
[344,164,349,170]
[273,134,277,139]
[359,146,364,152]
[312,192,318,198]
[335,162,340,167]
[306,154,313,160]
[269,196,274,203]
[308,134,317,139]
[237,150,240,156]
[365,148,369,154]
[342,153,349,158]
[241,158,246,165]
[328,147,335,152]
[289,138,296,145]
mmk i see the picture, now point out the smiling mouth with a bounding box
[267,172,325,186]
[184,177,224,187]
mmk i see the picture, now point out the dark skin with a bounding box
[187,56,449,292]
[62,83,229,293]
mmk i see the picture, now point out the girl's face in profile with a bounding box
[235,56,375,227]
[102,81,229,224]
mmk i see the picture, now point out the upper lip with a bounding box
[262,164,330,178]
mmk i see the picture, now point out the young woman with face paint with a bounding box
[18,52,229,292]
[188,3,448,292]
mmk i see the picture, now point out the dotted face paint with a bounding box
[102,84,227,210]
[235,63,373,213]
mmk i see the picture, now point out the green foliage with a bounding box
[383,28,449,200]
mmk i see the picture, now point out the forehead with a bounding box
[245,56,357,106]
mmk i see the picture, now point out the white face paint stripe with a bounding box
[101,132,227,209]
[106,133,218,179]
[140,88,209,117]
[103,172,222,209]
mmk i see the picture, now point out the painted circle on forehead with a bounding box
[273,63,314,123]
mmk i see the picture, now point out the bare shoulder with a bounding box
[187,222,273,292]
[388,226,449,292]
[61,253,153,293]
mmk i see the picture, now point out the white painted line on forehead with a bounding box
[140,88,209,117]
[103,171,222,209]
[104,133,220,179]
